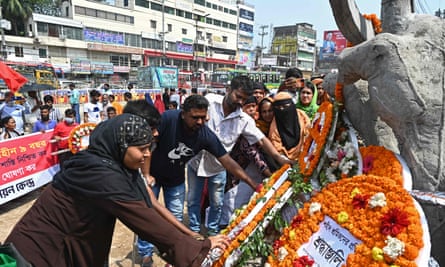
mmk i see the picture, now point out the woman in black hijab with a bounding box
[268,92,311,160]
[5,113,228,267]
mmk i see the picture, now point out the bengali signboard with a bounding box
[297,216,361,267]
[0,131,60,205]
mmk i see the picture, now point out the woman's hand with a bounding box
[208,234,230,250]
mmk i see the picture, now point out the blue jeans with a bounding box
[71,103,80,124]
[187,164,226,235]
[137,183,185,258]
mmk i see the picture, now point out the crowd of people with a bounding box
[1,67,331,267]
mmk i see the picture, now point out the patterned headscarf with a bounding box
[88,114,153,162]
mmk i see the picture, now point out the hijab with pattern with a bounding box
[273,92,301,150]
[53,114,153,206]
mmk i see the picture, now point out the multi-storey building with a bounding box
[270,23,317,77]
[1,0,255,84]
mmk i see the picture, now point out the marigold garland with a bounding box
[298,101,335,178]
[359,146,404,186]
[221,164,290,236]
[214,176,292,266]
[267,175,424,267]
[334,82,344,105]
[363,13,383,34]
[68,123,97,154]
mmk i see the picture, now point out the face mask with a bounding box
[64,117,74,124]
[6,101,14,107]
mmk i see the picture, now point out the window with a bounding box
[212,4,217,10]
[222,22,228,28]
[39,48,47,58]
[222,36,227,42]
[15,47,24,57]
[165,6,174,15]
[167,24,172,32]
[110,55,129,66]
[150,20,157,29]
[194,0,205,5]
[182,28,187,35]
[151,2,162,11]
[206,32,212,40]
[135,0,149,8]
[75,6,86,15]
[48,24,59,37]
[37,22,48,35]
[97,10,106,19]
[185,11,192,19]
[176,9,184,17]
[206,2,211,8]
[224,8,228,13]
[206,18,212,24]
[213,19,221,26]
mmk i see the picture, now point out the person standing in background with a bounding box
[108,94,123,115]
[0,91,26,135]
[43,95,63,122]
[68,83,81,124]
[53,108,79,167]
[83,89,104,124]
[24,90,41,126]
[32,105,57,133]
[0,116,21,140]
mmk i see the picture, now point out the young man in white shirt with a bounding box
[187,76,292,236]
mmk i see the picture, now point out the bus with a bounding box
[210,68,281,90]
[2,61,60,90]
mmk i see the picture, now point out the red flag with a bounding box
[0,61,28,93]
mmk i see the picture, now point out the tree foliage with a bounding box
[1,0,55,35]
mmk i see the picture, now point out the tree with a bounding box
[1,0,53,36]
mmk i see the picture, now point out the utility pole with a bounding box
[258,25,268,67]
[161,0,165,66]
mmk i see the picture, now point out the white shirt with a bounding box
[84,102,103,123]
[189,93,265,176]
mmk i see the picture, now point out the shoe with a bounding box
[141,256,153,267]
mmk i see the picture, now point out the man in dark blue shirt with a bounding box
[137,95,258,266]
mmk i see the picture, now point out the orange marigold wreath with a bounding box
[68,123,97,154]
[267,175,424,267]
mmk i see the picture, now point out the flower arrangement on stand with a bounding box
[215,164,291,267]
[68,123,97,154]
[267,175,424,267]
[319,113,362,186]
[215,164,314,267]
[298,101,338,186]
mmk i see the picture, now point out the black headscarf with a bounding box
[53,114,153,206]
[273,92,301,150]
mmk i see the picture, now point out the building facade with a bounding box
[269,23,317,77]
[2,0,256,85]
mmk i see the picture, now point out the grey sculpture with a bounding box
[328,1,445,264]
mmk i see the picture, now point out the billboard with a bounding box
[319,30,347,60]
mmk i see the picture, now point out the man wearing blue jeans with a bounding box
[137,95,259,266]
[68,83,80,123]
[186,76,292,236]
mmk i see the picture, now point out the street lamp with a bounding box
[194,13,210,70]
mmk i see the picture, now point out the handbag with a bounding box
[0,243,32,267]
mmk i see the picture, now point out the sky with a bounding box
[248,0,444,50]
